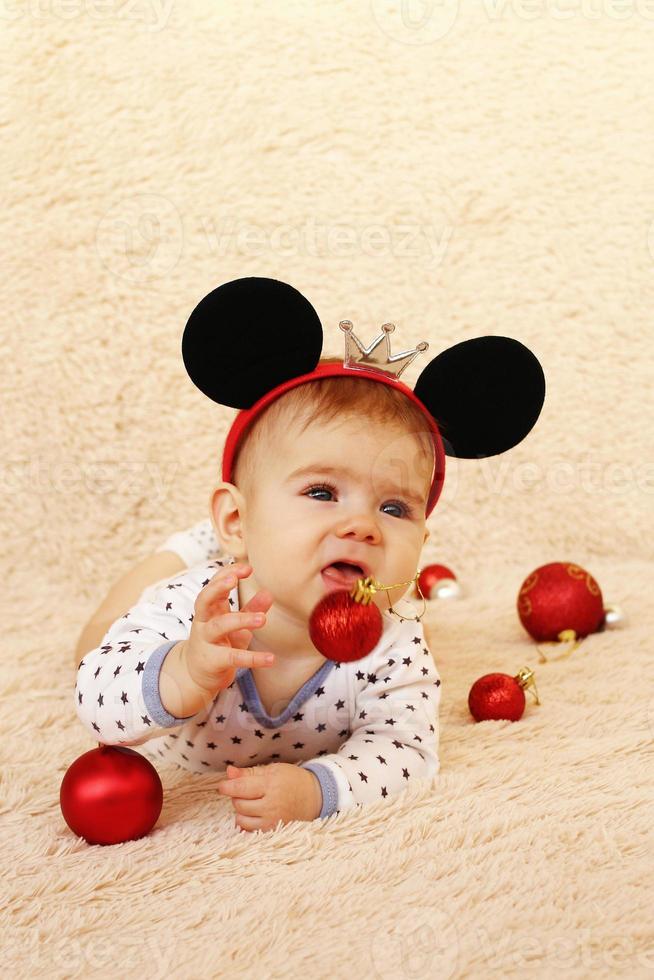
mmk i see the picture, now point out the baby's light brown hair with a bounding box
[230,356,436,512]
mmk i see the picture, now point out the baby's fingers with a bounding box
[228,627,254,649]
[195,563,251,623]
[240,588,275,615]
[217,774,265,800]
[218,646,276,669]
[204,609,267,643]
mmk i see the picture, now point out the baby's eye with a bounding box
[304,483,337,502]
[381,501,410,519]
[303,484,412,519]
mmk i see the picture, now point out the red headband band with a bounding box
[221,362,447,517]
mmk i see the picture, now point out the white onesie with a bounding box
[74,520,442,818]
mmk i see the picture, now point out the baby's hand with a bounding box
[217,763,323,831]
[182,562,275,696]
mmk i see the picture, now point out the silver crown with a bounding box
[339,320,428,381]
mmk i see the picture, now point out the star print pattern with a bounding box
[298,626,441,817]
[74,523,441,820]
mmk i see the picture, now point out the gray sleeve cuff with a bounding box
[300,762,340,818]
[142,641,198,727]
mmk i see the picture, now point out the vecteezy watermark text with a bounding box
[371,0,654,46]
[95,193,456,283]
[1,456,179,505]
[200,216,453,265]
[0,0,175,30]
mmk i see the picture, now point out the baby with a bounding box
[74,357,442,832]
[74,274,546,833]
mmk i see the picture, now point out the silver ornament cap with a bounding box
[431,578,462,600]
[602,604,625,629]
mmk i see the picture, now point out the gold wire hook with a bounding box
[350,569,426,622]
[514,666,541,706]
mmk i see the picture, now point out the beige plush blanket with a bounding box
[3,2,653,976]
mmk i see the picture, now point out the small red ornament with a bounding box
[60,744,163,845]
[517,562,605,643]
[416,564,461,600]
[309,581,383,662]
[468,667,540,722]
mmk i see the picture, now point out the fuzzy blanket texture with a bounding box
[3,1,654,977]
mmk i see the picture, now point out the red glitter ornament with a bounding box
[309,572,425,663]
[60,744,163,846]
[517,562,605,643]
[309,585,383,663]
[468,667,540,722]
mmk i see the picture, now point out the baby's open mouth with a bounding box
[321,561,367,587]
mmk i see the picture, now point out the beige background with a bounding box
[3,2,653,977]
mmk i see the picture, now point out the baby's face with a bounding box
[239,413,432,622]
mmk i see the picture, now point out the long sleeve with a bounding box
[300,616,441,818]
[154,518,222,567]
[74,560,229,747]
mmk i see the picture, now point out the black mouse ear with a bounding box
[181,277,324,408]
[413,336,546,458]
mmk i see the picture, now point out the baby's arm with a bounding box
[73,518,222,667]
[74,565,209,746]
[73,550,186,667]
[299,619,442,817]
[75,559,275,748]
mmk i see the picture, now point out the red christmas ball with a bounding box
[517,562,605,642]
[468,673,526,722]
[309,588,383,662]
[416,564,461,600]
[60,744,163,845]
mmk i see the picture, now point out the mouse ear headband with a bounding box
[181,277,546,517]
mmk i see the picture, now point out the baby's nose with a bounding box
[336,514,381,542]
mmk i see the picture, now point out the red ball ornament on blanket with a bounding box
[416,563,461,600]
[468,667,540,722]
[517,562,605,643]
[60,744,163,845]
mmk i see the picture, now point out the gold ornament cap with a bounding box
[514,666,541,705]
